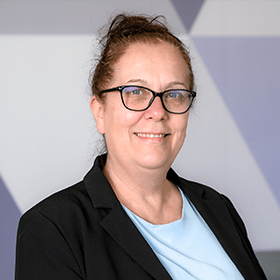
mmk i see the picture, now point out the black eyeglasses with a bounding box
[100,85,196,114]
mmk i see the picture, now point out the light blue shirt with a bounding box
[122,188,244,280]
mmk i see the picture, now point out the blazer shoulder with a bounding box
[179,176,225,201]
[20,180,93,227]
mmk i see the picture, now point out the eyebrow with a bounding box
[166,81,187,88]
[126,79,146,85]
[126,79,187,89]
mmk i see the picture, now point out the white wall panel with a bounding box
[191,0,280,36]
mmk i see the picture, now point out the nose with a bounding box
[144,96,167,121]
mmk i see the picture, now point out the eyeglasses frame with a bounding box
[100,85,196,114]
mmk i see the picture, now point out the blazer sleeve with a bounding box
[15,209,83,280]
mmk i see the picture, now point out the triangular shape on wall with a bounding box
[170,0,205,32]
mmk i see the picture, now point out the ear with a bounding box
[90,96,105,134]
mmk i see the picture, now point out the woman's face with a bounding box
[91,41,190,172]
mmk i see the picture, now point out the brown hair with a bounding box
[90,13,194,101]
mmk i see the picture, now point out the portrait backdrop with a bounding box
[1,1,280,279]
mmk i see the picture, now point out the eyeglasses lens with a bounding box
[122,86,151,110]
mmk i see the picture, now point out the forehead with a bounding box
[111,41,189,87]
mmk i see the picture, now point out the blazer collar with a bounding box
[84,154,118,208]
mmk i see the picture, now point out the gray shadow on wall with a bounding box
[256,251,280,280]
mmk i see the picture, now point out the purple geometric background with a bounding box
[0,176,21,279]
[192,37,280,205]
[170,0,280,206]
[171,0,205,31]
[1,0,279,279]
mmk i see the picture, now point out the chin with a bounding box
[137,154,173,171]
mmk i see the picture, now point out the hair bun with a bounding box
[107,14,167,39]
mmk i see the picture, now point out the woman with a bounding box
[15,14,266,279]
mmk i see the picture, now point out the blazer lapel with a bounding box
[100,203,172,280]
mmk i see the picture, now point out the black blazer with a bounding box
[15,155,267,280]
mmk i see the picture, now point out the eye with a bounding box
[167,90,184,99]
[123,86,143,96]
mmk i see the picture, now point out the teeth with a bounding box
[136,133,165,138]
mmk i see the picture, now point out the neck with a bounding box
[102,154,182,224]
[103,153,170,197]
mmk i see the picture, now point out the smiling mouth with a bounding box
[134,133,169,138]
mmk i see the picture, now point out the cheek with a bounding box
[174,115,189,133]
[103,109,144,142]
[116,110,144,129]
[171,116,189,148]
